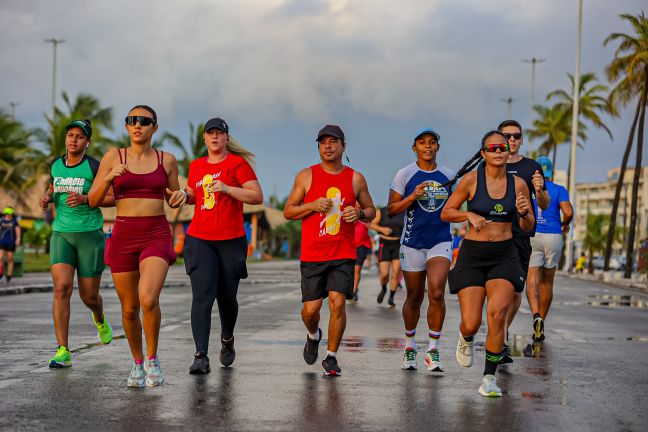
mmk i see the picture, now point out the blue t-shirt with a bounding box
[390,162,455,249]
[0,218,18,244]
[534,180,569,234]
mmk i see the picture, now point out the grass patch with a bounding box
[23,252,52,273]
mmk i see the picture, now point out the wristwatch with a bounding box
[358,209,365,221]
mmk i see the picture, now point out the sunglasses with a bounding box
[125,116,155,126]
[482,143,510,153]
[502,132,522,140]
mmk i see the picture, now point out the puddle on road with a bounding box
[254,337,407,350]
[587,294,648,309]
[70,334,126,354]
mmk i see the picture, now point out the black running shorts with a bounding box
[379,239,400,262]
[513,236,532,281]
[300,259,355,302]
[356,246,371,266]
[448,239,525,294]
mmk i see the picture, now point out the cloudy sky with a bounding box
[1,0,645,204]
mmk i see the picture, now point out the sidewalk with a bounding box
[557,269,647,293]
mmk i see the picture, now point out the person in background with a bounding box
[0,207,21,282]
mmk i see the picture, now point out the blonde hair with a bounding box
[226,135,256,168]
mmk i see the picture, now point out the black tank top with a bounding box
[467,164,516,223]
[379,208,404,238]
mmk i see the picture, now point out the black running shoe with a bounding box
[189,351,211,374]
[499,344,514,364]
[377,288,386,304]
[322,355,341,376]
[220,336,235,367]
[388,296,396,308]
[6,275,11,283]
[303,328,322,365]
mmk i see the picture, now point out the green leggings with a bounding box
[50,230,106,277]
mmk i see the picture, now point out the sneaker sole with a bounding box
[127,379,146,388]
[323,370,341,376]
[49,361,71,368]
[401,364,417,370]
[145,377,165,387]
[189,367,211,375]
[425,362,444,373]
[479,389,502,397]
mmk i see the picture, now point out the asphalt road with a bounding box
[0,261,646,431]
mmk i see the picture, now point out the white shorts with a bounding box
[529,233,564,269]
[400,242,453,272]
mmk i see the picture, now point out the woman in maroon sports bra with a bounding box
[89,105,187,388]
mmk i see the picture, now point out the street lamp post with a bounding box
[500,97,514,119]
[522,57,547,156]
[565,0,583,273]
[44,38,65,120]
[9,102,19,119]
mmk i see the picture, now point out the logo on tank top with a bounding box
[318,187,344,237]
[490,203,507,216]
[416,180,448,213]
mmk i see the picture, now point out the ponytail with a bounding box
[443,150,483,188]
[226,135,256,168]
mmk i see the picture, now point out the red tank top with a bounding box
[354,222,372,248]
[113,149,168,200]
[300,164,356,262]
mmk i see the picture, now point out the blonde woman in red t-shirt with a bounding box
[182,118,263,374]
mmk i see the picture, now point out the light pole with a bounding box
[565,0,583,273]
[9,101,19,119]
[522,57,547,155]
[44,38,65,120]
[500,97,514,118]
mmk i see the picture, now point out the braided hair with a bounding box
[442,130,506,188]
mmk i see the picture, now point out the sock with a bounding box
[405,329,416,349]
[533,312,541,320]
[308,330,319,340]
[6,275,11,282]
[134,358,144,365]
[380,283,387,292]
[326,351,337,357]
[461,334,474,343]
[428,330,441,351]
[389,289,396,300]
[484,350,503,375]
[147,354,157,361]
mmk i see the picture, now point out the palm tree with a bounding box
[584,214,609,274]
[160,123,206,176]
[603,12,648,277]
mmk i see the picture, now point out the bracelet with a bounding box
[518,210,529,219]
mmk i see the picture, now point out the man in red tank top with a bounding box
[284,124,376,376]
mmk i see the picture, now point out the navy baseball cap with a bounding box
[204,117,229,133]
[65,120,92,139]
[414,127,440,142]
[316,125,345,142]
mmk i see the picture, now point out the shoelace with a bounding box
[148,360,161,374]
[405,350,416,361]
[428,350,440,362]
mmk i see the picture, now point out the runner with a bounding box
[284,124,375,376]
[0,207,20,282]
[369,206,404,308]
[441,130,534,396]
[527,156,573,342]
[182,117,263,374]
[498,120,549,363]
[575,252,587,273]
[89,105,187,387]
[387,128,454,373]
[38,119,115,368]
[350,213,372,304]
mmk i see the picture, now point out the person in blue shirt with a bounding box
[387,128,455,374]
[527,156,573,342]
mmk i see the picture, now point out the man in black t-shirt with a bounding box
[498,120,550,363]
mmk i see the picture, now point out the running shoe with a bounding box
[499,344,514,364]
[303,328,322,365]
[189,351,210,375]
[532,316,545,342]
[388,297,396,308]
[127,363,146,388]
[424,349,444,373]
[144,357,165,387]
[401,347,417,370]
[49,346,71,368]
[322,355,341,376]
[456,334,474,367]
[92,313,113,345]
[377,287,386,304]
[220,336,236,367]
[478,374,502,397]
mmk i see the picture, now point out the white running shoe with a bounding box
[478,374,502,397]
[144,357,166,387]
[456,334,474,367]
[127,363,146,388]
[424,349,444,373]
[401,347,417,370]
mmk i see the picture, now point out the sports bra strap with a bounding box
[117,148,124,164]
[157,149,164,165]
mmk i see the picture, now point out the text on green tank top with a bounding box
[51,156,103,232]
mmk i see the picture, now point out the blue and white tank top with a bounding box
[390,162,455,249]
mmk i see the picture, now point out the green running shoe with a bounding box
[93,313,113,345]
[49,346,72,368]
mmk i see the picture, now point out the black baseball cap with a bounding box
[316,125,345,142]
[65,120,92,139]
[204,117,229,134]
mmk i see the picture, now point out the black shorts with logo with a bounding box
[513,236,533,281]
[300,259,355,302]
[379,239,400,262]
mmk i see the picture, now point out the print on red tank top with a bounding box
[300,164,357,262]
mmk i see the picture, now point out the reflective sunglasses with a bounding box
[502,132,522,140]
[125,116,155,126]
[482,143,510,153]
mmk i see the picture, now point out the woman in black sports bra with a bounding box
[440,130,533,397]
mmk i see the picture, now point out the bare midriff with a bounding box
[116,198,165,217]
[464,222,512,242]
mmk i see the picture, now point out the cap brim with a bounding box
[414,131,440,141]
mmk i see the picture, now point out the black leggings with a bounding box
[184,234,248,353]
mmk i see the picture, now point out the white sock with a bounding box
[308,330,319,340]
[326,351,337,357]
[405,329,416,349]
[428,330,441,351]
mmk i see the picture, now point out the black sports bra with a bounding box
[467,164,516,223]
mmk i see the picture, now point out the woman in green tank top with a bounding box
[39,119,115,368]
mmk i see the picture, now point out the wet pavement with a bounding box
[0,261,647,431]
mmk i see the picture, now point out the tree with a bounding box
[603,12,648,277]
[160,123,206,176]
[583,214,609,274]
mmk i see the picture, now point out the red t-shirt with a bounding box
[187,154,257,241]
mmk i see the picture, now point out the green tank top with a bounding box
[50,155,104,232]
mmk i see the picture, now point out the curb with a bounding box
[557,271,648,294]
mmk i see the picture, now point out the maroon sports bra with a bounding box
[113,149,168,200]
